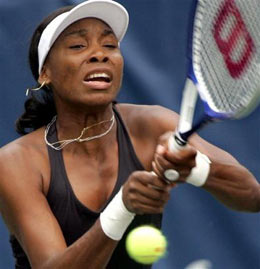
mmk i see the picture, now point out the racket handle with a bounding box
[168,132,187,152]
[164,133,186,181]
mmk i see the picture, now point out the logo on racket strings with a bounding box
[213,0,255,78]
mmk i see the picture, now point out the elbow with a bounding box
[251,185,260,213]
[229,179,260,213]
[241,185,260,213]
[238,169,260,213]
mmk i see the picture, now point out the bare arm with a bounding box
[154,130,260,212]
[40,220,118,269]
[0,141,174,268]
[192,135,260,212]
[120,104,260,213]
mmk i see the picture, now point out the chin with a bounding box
[82,93,116,107]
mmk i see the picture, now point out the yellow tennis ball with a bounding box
[125,225,167,264]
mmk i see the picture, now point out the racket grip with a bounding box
[164,133,186,181]
[168,132,187,152]
[162,133,184,182]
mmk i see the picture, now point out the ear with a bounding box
[38,65,51,85]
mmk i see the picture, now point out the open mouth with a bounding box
[85,72,112,83]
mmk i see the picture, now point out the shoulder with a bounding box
[0,127,47,163]
[0,128,49,192]
[115,103,179,138]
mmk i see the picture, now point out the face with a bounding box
[40,18,124,109]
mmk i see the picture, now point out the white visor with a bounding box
[38,0,129,74]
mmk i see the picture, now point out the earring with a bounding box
[26,81,46,96]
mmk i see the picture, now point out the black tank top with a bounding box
[10,106,162,268]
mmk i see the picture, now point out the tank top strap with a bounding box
[113,104,144,173]
[45,120,71,206]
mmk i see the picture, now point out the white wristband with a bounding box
[100,187,135,241]
[186,151,211,187]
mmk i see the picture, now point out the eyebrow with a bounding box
[64,29,88,38]
[101,29,115,38]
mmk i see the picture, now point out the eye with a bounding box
[69,44,86,49]
[104,44,117,49]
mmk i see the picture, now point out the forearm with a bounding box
[40,219,118,269]
[203,162,260,212]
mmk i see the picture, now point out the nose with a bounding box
[88,50,109,63]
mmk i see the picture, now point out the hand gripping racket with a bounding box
[165,0,260,182]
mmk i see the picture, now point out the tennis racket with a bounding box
[169,0,260,153]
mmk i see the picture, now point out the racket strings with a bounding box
[193,0,260,116]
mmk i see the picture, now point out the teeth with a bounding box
[87,73,110,80]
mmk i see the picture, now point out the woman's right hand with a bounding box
[122,171,176,215]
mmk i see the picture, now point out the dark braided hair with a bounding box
[16,6,74,135]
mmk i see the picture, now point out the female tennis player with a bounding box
[0,1,259,268]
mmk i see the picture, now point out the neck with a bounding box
[45,105,117,151]
[57,103,113,132]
